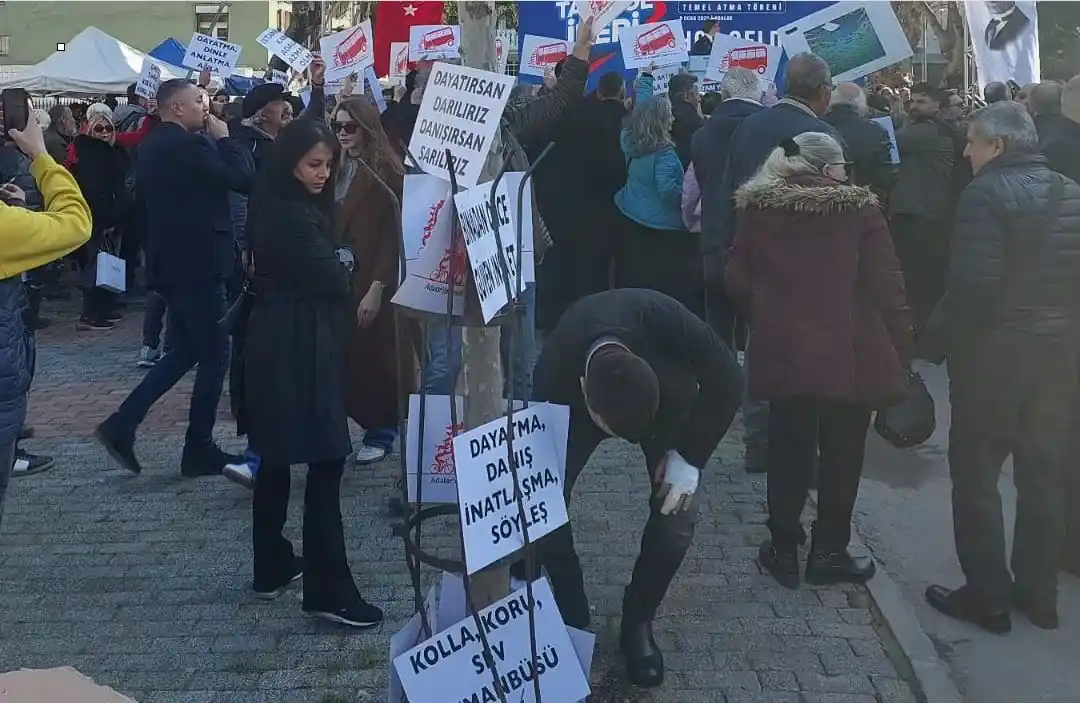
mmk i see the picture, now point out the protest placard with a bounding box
[519,35,570,78]
[620,19,688,69]
[134,59,163,101]
[705,33,784,84]
[182,33,242,76]
[404,394,463,504]
[364,66,388,113]
[872,116,900,164]
[256,27,314,72]
[648,64,683,95]
[268,69,289,85]
[393,578,592,703]
[409,62,516,189]
[321,21,375,82]
[455,180,521,323]
[409,24,462,61]
[392,173,467,316]
[495,29,517,74]
[389,41,410,85]
[575,0,633,34]
[452,405,569,574]
[501,172,536,284]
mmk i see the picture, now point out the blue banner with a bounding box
[518,1,835,91]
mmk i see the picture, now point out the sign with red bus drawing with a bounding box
[519,34,571,78]
[409,24,461,60]
[619,19,688,69]
[319,21,375,82]
[722,45,770,74]
[389,41,410,85]
[706,32,783,84]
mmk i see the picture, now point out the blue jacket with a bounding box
[614,75,686,231]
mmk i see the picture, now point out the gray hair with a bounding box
[829,82,867,114]
[969,101,1039,153]
[624,96,673,157]
[720,67,762,101]
[785,52,832,101]
[33,108,51,130]
[85,102,114,123]
[743,132,844,189]
[1063,75,1080,122]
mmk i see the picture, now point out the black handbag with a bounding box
[874,370,936,449]
[219,280,255,335]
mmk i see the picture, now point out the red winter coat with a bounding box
[725,173,914,409]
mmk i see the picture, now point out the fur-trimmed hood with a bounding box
[735,174,878,214]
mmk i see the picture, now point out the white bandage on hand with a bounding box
[656,450,700,515]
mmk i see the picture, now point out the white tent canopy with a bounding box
[0,26,180,95]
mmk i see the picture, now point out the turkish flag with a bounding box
[374,1,445,77]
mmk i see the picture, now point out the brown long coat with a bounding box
[336,159,415,433]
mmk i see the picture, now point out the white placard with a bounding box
[393,578,591,703]
[501,172,536,284]
[452,405,569,574]
[392,173,467,316]
[134,59,163,101]
[365,65,388,114]
[268,69,289,85]
[321,21,375,82]
[256,28,314,72]
[405,394,463,504]
[649,64,684,95]
[182,33,242,76]
[872,116,900,164]
[389,41,411,85]
[519,35,571,78]
[455,181,521,323]
[575,0,633,34]
[409,62,515,189]
[777,1,913,83]
[620,19,688,70]
[705,33,783,84]
[495,29,517,75]
[409,25,462,61]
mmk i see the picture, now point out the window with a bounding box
[277,9,292,31]
[0,36,8,57]
[195,5,230,40]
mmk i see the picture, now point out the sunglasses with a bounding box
[91,124,115,134]
[331,121,360,135]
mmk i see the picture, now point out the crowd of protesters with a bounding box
[2,14,1080,691]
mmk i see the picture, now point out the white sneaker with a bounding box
[137,346,160,368]
[223,463,255,489]
[354,445,387,465]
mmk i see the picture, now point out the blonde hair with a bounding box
[743,131,844,190]
[85,102,114,123]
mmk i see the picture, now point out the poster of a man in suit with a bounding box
[963,0,1039,86]
[983,0,1031,51]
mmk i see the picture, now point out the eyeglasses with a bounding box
[91,124,115,134]
[331,121,360,135]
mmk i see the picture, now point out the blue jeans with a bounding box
[112,283,230,447]
[422,284,537,400]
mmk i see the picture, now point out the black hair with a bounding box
[911,81,945,106]
[47,104,69,122]
[596,71,625,99]
[126,83,138,102]
[104,96,119,111]
[155,78,193,109]
[584,346,659,441]
[702,19,718,33]
[700,91,722,116]
[984,81,1009,103]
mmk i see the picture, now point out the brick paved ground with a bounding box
[0,297,921,702]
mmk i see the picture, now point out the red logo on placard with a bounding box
[431,423,462,474]
[721,46,769,75]
[421,27,456,51]
[634,24,676,57]
[531,42,568,68]
[334,26,369,68]
[421,198,446,248]
[429,233,468,286]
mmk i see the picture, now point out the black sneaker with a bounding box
[925,584,1011,634]
[759,540,800,589]
[253,557,304,600]
[304,597,384,629]
[95,419,143,474]
[104,311,122,323]
[806,550,876,585]
[180,443,241,478]
[12,449,55,477]
[77,317,115,331]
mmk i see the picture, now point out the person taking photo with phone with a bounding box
[0,105,92,529]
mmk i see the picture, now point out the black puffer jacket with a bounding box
[923,152,1080,362]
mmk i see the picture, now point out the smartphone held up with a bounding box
[1,88,31,136]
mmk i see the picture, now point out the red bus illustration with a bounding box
[635,24,677,57]
[531,42,568,68]
[421,27,456,52]
[393,45,409,77]
[721,46,769,75]
[333,26,368,68]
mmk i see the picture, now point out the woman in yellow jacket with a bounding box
[0,111,91,528]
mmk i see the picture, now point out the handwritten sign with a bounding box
[409,62,515,188]
[620,19,689,70]
[455,180,521,323]
[257,27,313,72]
[575,0,633,34]
[409,24,461,61]
[705,32,783,84]
[519,35,570,78]
[389,41,411,85]
[135,59,163,100]
[453,405,569,573]
[321,21,375,82]
[393,578,591,703]
[182,33,242,76]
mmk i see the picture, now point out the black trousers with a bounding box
[253,458,360,608]
[766,397,871,552]
[526,417,701,628]
[891,214,949,335]
[141,291,167,349]
[1068,358,1080,569]
[614,215,706,321]
[949,355,1074,605]
[81,285,116,322]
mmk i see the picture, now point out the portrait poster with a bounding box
[962,1,1039,86]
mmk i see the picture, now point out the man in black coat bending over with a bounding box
[519,288,742,688]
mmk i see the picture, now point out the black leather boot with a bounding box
[619,619,664,688]
[759,540,800,589]
[805,550,876,585]
[926,584,1011,634]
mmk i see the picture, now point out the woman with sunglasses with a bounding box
[331,97,413,466]
[68,103,131,331]
[725,132,914,590]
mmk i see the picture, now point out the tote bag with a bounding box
[95,228,126,294]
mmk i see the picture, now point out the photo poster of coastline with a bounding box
[777,1,912,83]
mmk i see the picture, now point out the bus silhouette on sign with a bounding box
[333,26,368,69]
[634,24,677,57]
[531,42,568,68]
[421,27,456,52]
[721,46,769,75]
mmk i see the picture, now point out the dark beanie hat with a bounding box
[243,82,291,119]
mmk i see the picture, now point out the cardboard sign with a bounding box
[519,35,570,78]
[409,24,462,61]
[455,181,522,323]
[135,59,163,100]
[409,62,515,188]
[392,173,467,317]
[393,578,591,703]
[268,69,289,85]
[321,21,375,82]
[257,27,314,72]
[620,19,689,70]
[389,41,411,85]
[500,172,537,284]
[872,116,900,164]
[452,405,569,574]
[182,32,242,76]
[575,0,633,34]
[648,64,683,95]
[705,33,783,84]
